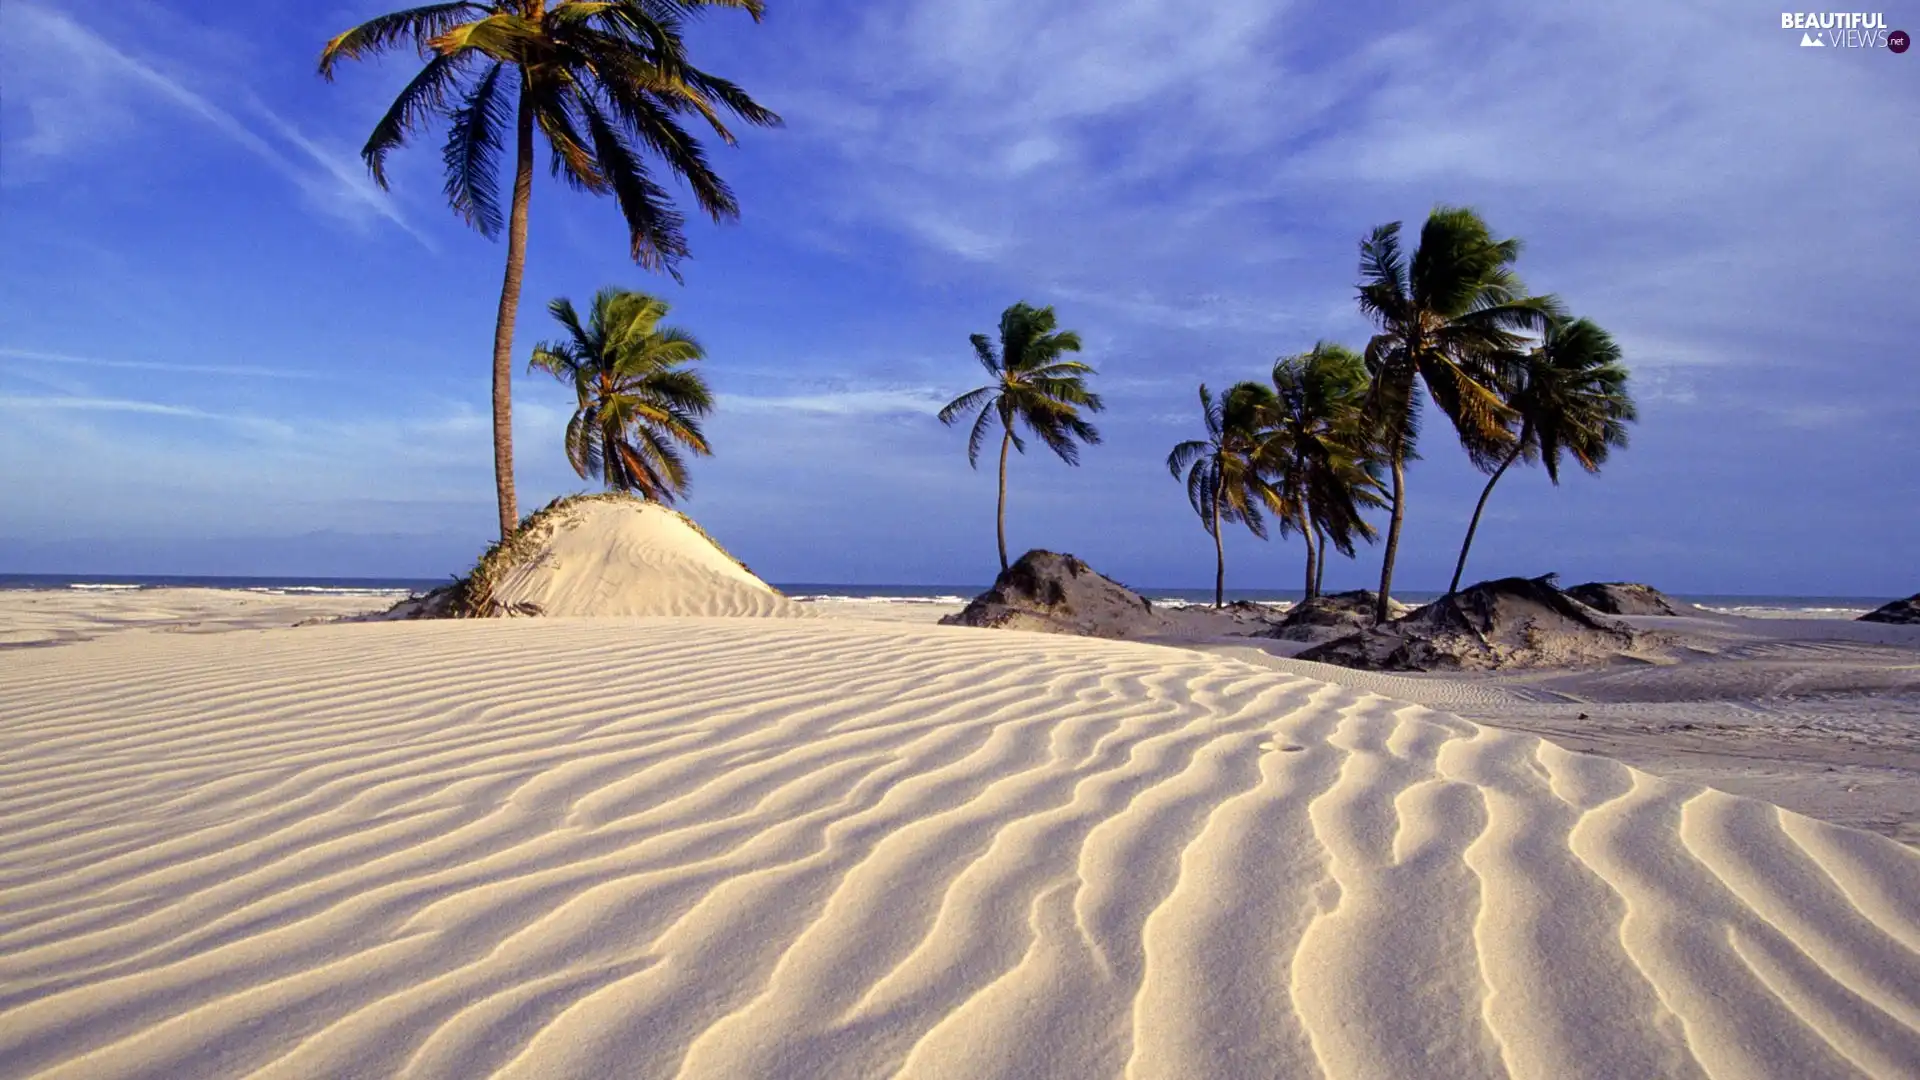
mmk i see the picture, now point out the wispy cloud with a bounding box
[723,386,951,416]
[0,393,294,435]
[0,3,428,246]
[0,347,323,380]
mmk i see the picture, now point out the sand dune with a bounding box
[483,499,805,619]
[3,619,1918,1078]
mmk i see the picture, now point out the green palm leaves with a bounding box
[530,288,713,503]
[320,0,777,268]
[320,1,776,539]
[1448,317,1637,592]
[1167,383,1283,607]
[1357,207,1563,620]
[939,302,1105,572]
[1259,344,1387,598]
[1166,348,1385,607]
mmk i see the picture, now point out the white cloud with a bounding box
[0,3,427,245]
[724,386,951,416]
[760,0,1917,375]
[0,347,323,380]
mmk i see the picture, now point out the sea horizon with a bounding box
[0,572,1889,619]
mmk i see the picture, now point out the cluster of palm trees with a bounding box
[942,209,1638,614]
[322,9,1635,606]
[1168,344,1383,607]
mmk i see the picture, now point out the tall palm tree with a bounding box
[319,1,778,539]
[1356,206,1561,622]
[528,288,713,502]
[1258,343,1387,600]
[1448,318,1636,593]
[1167,383,1284,608]
[938,302,1104,573]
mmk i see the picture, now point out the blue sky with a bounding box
[2,0,1915,594]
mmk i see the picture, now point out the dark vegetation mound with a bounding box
[1298,575,1640,671]
[1565,581,1691,617]
[1255,590,1412,643]
[940,550,1167,636]
[1859,593,1920,625]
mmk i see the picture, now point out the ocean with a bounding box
[0,574,1887,620]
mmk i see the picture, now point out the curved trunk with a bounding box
[1212,470,1226,608]
[1449,431,1528,595]
[1299,499,1317,602]
[1313,526,1328,597]
[488,88,536,540]
[996,429,1012,573]
[1375,453,1406,624]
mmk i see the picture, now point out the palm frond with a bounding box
[320,3,485,78]
[362,53,467,187]
[578,93,689,273]
[964,399,1000,468]
[441,60,511,235]
[938,385,995,427]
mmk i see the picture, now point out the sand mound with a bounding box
[379,494,803,619]
[940,550,1172,637]
[1255,589,1412,643]
[1860,593,1920,625]
[1567,581,1692,616]
[3,619,1918,1078]
[1300,575,1641,671]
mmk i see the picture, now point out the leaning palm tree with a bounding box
[1356,206,1562,622]
[1447,318,1636,593]
[1258,344,1387,599]
[528,288,713,502]
[1167,383,1284,607]
[938,302,1103,573]
[320,1,778,539]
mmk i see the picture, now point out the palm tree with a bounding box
[528,288,713,502]
[1356,206,1561,622]
[938,302,1104,573]
[1447,318,1636,593]
[319,1,778,539]
[1167,383,1284,607]
[1259,344,1387,600]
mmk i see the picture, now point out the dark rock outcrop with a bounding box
[1299,575,1640,671]
[1255,590,1412,643]
[1565,581,1691,617]
[940,551,1170,637]
[1859,593,1920,625]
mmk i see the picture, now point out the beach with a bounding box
[3,584,1918,1077]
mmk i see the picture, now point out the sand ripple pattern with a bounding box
[2,619,1917,1079]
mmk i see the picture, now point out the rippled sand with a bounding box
[3,618,1917,1078]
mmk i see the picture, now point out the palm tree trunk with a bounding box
[1375,453,1406,624]
[487,88,537,540]
[1449,439,1525,595]
[1313,526,1328,598]
[1299,503,1317,602]
[996,429,1012,573]
[1211,472,1225,608]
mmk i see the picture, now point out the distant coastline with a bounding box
[0,573,1883,619]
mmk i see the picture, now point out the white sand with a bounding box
[3,617,1918,1078]
[0,587,400,648]
[484,499,807,618]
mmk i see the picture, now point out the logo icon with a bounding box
[1891,29,1911,52]
[1801,31,1826,45]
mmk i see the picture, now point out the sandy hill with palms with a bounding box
[383,495,804,620]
